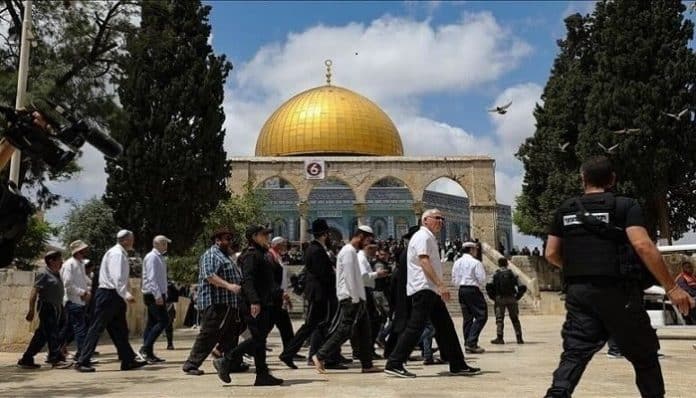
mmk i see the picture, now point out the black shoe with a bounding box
[230,362,250,373]
[166,344,175,350]
[17,359,40,369]
[450,365,481,376]
[121,359,148,371]
[465,346,485,354]
[254,373,283,386]
[490,337,505,345]
[183,367,204,376]
[279,354,298,369]
[384,365,416,378]
[74,363,96,373]
[147,354,166,363]
[423,357,444,366]
[213,358,232,383]
[324,362,349,370]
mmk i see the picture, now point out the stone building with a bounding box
[228,61,512,250]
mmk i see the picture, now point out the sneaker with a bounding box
[183,367,204,376]
[213,358,232,383]
[254,373,283,386]
[146,354,166,363]
[490,337,505,345]
[384,365,416,378]
[51,360,73,369]
[450,365,481,376]
[17,359,40,369]
[279,354,298,369]
[606,351,622,359]
[120,359,148,371]
[137,347,148,362]
[74,363,95,373]
[465,346,485,354]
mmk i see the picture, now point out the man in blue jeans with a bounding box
[140,235,172,363]
[60,240,92,360]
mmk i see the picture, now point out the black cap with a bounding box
[245,225,273,241]
[402,225,420,240]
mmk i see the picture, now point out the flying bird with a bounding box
[598,142,620,154]
[613,128,640,135]
[558,142,570,152]
[488,101,512,115]
[662,109,690,120]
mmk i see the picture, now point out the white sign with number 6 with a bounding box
[304,159,325,180]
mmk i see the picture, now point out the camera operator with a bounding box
[0,110,51,170]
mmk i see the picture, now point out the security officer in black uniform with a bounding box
[544,156,693,398]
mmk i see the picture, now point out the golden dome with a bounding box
[255,85,403,156]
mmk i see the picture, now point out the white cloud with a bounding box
[562,1,597,18]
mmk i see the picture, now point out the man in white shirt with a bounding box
[140,235,171,363]
[313,226,382,374]
[356,244,387,359]
[452,241,488,354]
[75,230,146,373]
[385,209,481,378]
[60,240,92,359]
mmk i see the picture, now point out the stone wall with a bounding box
[0,269,190,352]
[510,255,563,292]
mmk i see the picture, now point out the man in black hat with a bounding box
[214,225,283,386]
[279,218,338,369]
[181,228,244,376]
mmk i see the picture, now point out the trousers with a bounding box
[22,303,63,363]
[142,293,169,352]
[317,299,373,369]
[494,296,522,338]
[545,282,664,398]
[280,299,332,359]
[223,307,271,375]
[458,286,488,347]
[184,304,242,369]
[269,304,295,348]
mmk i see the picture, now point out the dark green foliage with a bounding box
[104,0,232,254]
[14,216,55,270]
[60,197,119,263]
[516,1,696,241]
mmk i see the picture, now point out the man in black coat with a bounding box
[279,219,337,369]
[213,225,283,387]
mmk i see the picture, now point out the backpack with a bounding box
[495,269,517,297]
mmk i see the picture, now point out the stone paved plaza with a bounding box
[1,315,695,397]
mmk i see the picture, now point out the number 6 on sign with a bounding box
[304,159,325,180]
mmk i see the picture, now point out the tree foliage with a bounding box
[14,216,55,269]
[0,0,137,208]
[167,182,267,284]
[516,0,696,241]
[104,0,232,255]
[60,197,119,263]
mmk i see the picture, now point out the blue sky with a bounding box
[45,1,696,247]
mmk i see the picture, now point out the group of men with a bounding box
[18,230,176,373]
[16,155,696,397]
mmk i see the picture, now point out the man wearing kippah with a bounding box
[60,240,92,361]
[74,230,146,372]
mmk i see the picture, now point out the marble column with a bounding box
[298,201,310,243]
[354,202,368,226]
[412,201,424,225]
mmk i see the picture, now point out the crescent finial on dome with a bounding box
[324,59,332,85]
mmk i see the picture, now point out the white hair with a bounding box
[153,235,170,246]
[421,208,442,223]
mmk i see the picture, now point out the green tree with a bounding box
[516,1,696,241]
[14,216,54,270]
[0,1,137,208]
[104,0,232,255]
[515,12,595,238]
[60,197,119,263]
[577,0,696,242]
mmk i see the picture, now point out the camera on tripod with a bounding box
[0,99,123,170]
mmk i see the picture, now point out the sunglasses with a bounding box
[428,216,445,221]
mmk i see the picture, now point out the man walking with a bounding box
[75,230,147,372]
[312,226,382,374]
[385,209,480,378]
[182,228,244,376]
[279,219,336,368]
[487,257,526,345]
[452,241,488,354]
[267,236,295,350]
[18,251,70,369]
[214,225,283,386]
[544,156,693,397]
[60,240,91,360]
[139,235,171,363]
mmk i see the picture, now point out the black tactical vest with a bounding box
[558,192,623,279]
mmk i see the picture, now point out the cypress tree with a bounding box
[104,0,232,254]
